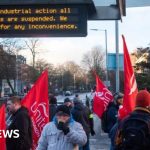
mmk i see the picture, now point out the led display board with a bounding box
[0,4,87,37]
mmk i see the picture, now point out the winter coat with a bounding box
[6,106,32,150]
[49,104,57,121]
[71,100,92,135]
[36,116,87,150]
[107,102,119,133]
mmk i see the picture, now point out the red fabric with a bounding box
[0,105,6,150]
[93,74,113,118]
[122,35,138,118]
[136,90,150,107]
[22,70,49,150]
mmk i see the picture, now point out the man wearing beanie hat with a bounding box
[64,98,73,110]
[115,90,150,150]
[37,105,87,150]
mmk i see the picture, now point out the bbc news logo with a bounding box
[0,130,19,138]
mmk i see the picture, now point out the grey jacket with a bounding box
[36,118,87,150]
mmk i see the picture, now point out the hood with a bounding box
[134,107,150,114]
[73,100,84,111]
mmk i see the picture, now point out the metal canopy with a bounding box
[93,0,150,7]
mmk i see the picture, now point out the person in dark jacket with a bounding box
[115,90,150,150]
[71,100,95,150]
[106,92,123,150]
[64,97,73,110]
[6,96,32,150]
[85,95,90,109]
[107,92,123,133]
[49,95,57,121]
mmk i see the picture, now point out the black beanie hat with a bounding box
[56,105,71,116]
[64,98,71,103]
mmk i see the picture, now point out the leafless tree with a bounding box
[24,39,41,69]
[35,59,51,74]
[0,38,25,94]
[82,46,105,76]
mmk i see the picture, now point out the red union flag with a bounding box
[93,74,113,118]
[120,35,138,119]
[22,70,49,150]
[0,105,6,150]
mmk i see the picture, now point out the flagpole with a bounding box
[115,20,119,92]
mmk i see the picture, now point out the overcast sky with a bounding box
[20,6,150,65]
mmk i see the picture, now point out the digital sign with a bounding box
[0,4,87,37]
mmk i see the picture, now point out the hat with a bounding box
[64,98,71,103]
[56,105,71,116]
[136,90,150,108]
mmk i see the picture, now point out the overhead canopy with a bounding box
[93,0,150,7]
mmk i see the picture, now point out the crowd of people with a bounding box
[4,90,150,150]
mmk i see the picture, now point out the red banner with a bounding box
[0,105,6,150]
[22,70,49,150]
[120,35,138,119]
[93,74,113,118]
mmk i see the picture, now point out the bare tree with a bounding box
[82,46,105,75]
[55,61,87,91]
[35,59,51,74]
[81,46,106,87]
[0,38,25,55]
[24,39,41,69]
[0,38,25,95]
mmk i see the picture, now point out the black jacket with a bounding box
[6,107,32,150]
[107,102,119,133]
[49,104,57,121]
[71,101,91,135]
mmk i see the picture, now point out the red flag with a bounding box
[120,35,138,119]
[93,74,113,118]
[0,105,6,150]
[22,70,49,150]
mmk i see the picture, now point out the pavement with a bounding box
[90,115,111,150]
[90,136,110,150]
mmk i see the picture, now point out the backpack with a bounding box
[115,112,150,150]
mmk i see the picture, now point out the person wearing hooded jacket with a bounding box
[6,96,32,150]
[106,92,123,133]
[115,90,150,150]
[37,105,87,150]
[49,95,57,121]
[71,100,95,150]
